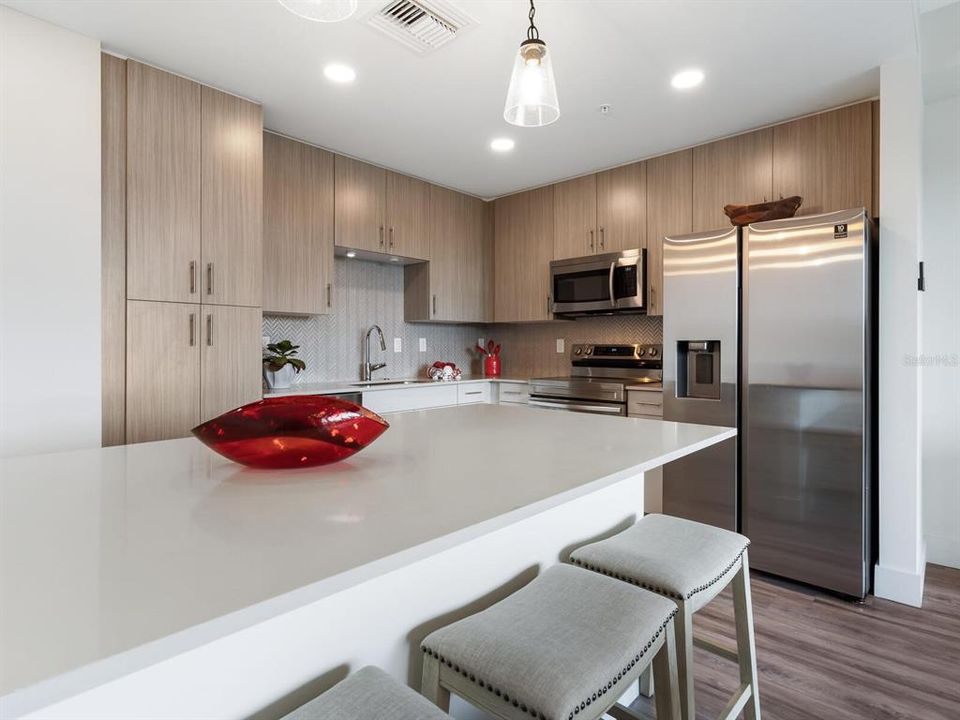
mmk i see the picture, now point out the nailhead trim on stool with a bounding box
[421,613,675,720]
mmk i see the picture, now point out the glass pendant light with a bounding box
[503,0,560,127]
[277,0,358,23]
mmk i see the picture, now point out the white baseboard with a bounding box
[925,533,960,570]
[874,543,927,607]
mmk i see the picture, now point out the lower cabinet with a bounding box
[126,300,261,443]
[627,388,663,418]
[496,382,529,405]
[362,384,459,414]
[457,383,491,405]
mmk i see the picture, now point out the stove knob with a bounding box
[585,347,594,356]
[638,348,646,357]
[649,347,658,357]
[574,347,582,356]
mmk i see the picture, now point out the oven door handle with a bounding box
[529,399,624,415]
[608,261,617,307]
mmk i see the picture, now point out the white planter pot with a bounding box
[264,364,297,390]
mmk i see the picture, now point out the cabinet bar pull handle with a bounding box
[465,391,481,396]
[189,313,195,346]
[327,283,332,308]
[189,261,197,294]
[206,314,213,347]
[589,229,594,251]
[379,225,385,247]
[206,262,214,295]
[546,295,552,315]
[432,294,437,315]
[599,227,605,249]
[389,226,395,249]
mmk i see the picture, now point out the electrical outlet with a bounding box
[262,335,270,347]
[393,338,402,353]
[419,338,427,352]
[556,338,565,353]
[478,337,485,349]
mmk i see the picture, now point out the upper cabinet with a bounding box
[495,186,555,322]
[201,86,263,307]
[335,156,386,253]
[597,162,646,253]
[553,174,597,260]
[553,163,646,260]
[405,186,489,322]
[126,61,262,307]
[646,149,693,317]
[773,102,873,217]
[692,129,773,232]
[126,61,201,304]
[263,132,334,315]
[334,156,430,260]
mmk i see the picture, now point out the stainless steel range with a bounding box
[529,344,662,416]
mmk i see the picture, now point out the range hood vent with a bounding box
[365,0,474,55]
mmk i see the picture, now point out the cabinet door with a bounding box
[200,305,263,422]
[201,86,263,307]
[386,171,429,260]
[460,195,489,322]
[646,150,693,316]
[263,133,334,315]
[692,129,772,232]
[553,174,597,260]
[495,186,554,322]
[773,103,873,217]
[335,156,386,253]
[424,185,462,320]
[126,300,200,443]
[126,61,201,304]
[597,162,646,253]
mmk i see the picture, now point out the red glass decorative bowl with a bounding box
[192,396,390,469]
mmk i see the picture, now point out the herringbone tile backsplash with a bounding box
[263,258,662,383]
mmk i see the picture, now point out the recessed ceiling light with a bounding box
[324,63,356,84]
[389,257,400,262]
[345,251,357,258]
[671,69,704,90]
[490,138,515,152]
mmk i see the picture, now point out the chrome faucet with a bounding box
[361,325,387,381]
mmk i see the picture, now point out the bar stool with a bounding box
[420,563,682,720]
[570,514,760,720]
[279,665,453,720]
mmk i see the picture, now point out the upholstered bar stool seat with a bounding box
[421,564,681,720]
[281,666,452,720]
[570,514,761,720]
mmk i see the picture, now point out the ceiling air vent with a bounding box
[365,0,475,55]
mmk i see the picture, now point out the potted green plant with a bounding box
[263,340,306,390]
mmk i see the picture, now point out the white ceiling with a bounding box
[4,0,916,198]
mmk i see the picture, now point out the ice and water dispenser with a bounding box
[676,341,721,400]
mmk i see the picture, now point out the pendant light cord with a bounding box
[527,0,539,41]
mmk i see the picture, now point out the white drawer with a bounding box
[363,385,458,414]
[496,382,529,405]
[627,389,663,418]
[457,382,492,405]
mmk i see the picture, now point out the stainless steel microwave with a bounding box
[550,248,647,317]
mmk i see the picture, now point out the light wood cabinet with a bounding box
[646,149,693,316]
[126,300,200,443]
[263,132,334,315]
[773,103,873,217]
[495,186,554,322]
[201,86,263,307]
[597,162,646,253]
[126,61,201,304]
[692,129,772,232]
[553,174,597,260]
[386,171,430,260]
[200,305,263,422]
[405,186,488,322]
[335,155,386,253]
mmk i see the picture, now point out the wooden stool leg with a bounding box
[673,600,695,720]
[638,666,654,697]
[421,653,451,712]
[733,551,761,720]
[651,618,681,720]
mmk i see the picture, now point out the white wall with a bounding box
[921,96,960,569]
[0,7,101,456]
[874,53,926,607]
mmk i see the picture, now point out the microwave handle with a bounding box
[608,261,616,307]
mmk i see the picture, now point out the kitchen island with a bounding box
[0,404,734,719]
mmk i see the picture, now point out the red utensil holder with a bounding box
[484,355,501,377]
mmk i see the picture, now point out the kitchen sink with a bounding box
[350,379,433,387]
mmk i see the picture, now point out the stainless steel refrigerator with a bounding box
[662,209,875,598]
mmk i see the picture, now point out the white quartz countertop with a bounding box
[0,404,734,707]
[266,376,529,397]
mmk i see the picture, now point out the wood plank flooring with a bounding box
[629,564,960,720]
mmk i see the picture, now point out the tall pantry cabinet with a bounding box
[119,60,263,444]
